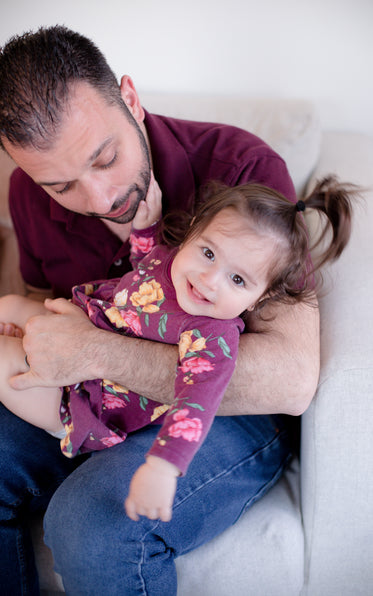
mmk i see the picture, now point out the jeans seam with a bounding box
[174,427,289,511]
[16,526,27,596]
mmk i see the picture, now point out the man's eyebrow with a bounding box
[36,137,114,186]
[87,137,113,164]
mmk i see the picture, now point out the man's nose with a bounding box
[82,177,117,215]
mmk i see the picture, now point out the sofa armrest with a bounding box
[301,132,373,594]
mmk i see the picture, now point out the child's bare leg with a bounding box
[0,294,48,335]
[0,334,63,433]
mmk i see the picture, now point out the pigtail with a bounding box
[256,176,360,312]
[303,176,358,269]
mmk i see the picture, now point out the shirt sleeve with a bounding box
[9,168,51,289]
[235,151,297,203]
[147,316,244,475]
[129,222,161,270]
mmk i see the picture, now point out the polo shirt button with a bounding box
[114,259,123,266]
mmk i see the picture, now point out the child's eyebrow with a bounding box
[200,233,259,287]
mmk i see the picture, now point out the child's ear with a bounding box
[249,292,270,312]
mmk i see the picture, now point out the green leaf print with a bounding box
[139,395,149,411]
[145,313,150,327]
[158,313,168,339]
[104,384,130,402]
[157,295,165,308]
[218,336,232,359]
[185,402,205,411]
[193,328,202,338]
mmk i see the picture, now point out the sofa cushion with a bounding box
[140,94,321,195]
[176,458,303,596]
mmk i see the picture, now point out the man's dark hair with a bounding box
[0,25,125,150]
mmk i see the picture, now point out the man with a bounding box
[0,26,319,595]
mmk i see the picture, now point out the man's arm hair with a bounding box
[92,296,320,416]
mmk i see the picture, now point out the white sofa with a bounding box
[0,95,372,595]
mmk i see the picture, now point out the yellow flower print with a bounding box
[114,288,128,307]
[151,404,170,422]
[190,337,207,352]
[130,280,164,309]
[143,303,160,314]
[60,422,74,457]
[105,306,129,329]
[102,379,129,394]
[179,330,193,360]
[84,284,94,295]
[179,330,207,360]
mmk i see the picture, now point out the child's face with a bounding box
[171,208,277,320]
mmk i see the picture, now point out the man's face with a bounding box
[3,81,151,224]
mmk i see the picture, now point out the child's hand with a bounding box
[132,171,162,230]
[125,456,180,523]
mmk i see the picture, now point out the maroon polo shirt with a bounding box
[9,110,296,298]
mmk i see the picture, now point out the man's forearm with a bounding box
[220,301,320,416]
[93,298,320,417]
[93,330,178,405]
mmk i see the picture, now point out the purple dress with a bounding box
[60,226,244,475]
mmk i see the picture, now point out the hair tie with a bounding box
[295,200,306,212]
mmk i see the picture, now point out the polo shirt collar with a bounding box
[144,110,195,213]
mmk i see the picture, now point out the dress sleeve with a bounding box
[147,317,244,475]
[129,222,161,270]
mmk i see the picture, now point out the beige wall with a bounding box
[1,0,372,135]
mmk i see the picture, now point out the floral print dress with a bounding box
[60,225,245,475]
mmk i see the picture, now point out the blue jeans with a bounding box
[1,405,294,596]
[0,404,83,595]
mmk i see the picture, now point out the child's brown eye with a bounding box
[203,247,214,260]
[231,274,244,286]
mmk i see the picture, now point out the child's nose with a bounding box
[200,269,220,290]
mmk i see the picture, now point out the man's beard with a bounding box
[88,112,152,224]
[97,170,150,224]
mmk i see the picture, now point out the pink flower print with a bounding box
[180,356,214,375]
[100,432,124,448]
[121,309,142,335]
[130,233,155,255]
[168,408,203,442]
[102,393,127,410]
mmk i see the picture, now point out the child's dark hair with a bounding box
[162,176,357,311]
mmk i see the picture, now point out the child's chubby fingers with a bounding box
[132,172,162,230]
[146,173,162,212]
[124,497,172,523]
[124,497,140,522]
[158,506,173,523]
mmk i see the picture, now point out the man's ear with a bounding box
[120,75,145,123]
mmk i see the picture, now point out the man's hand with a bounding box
[132,171,162,230]
[9,298,101,390]
[125,456,179,523]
